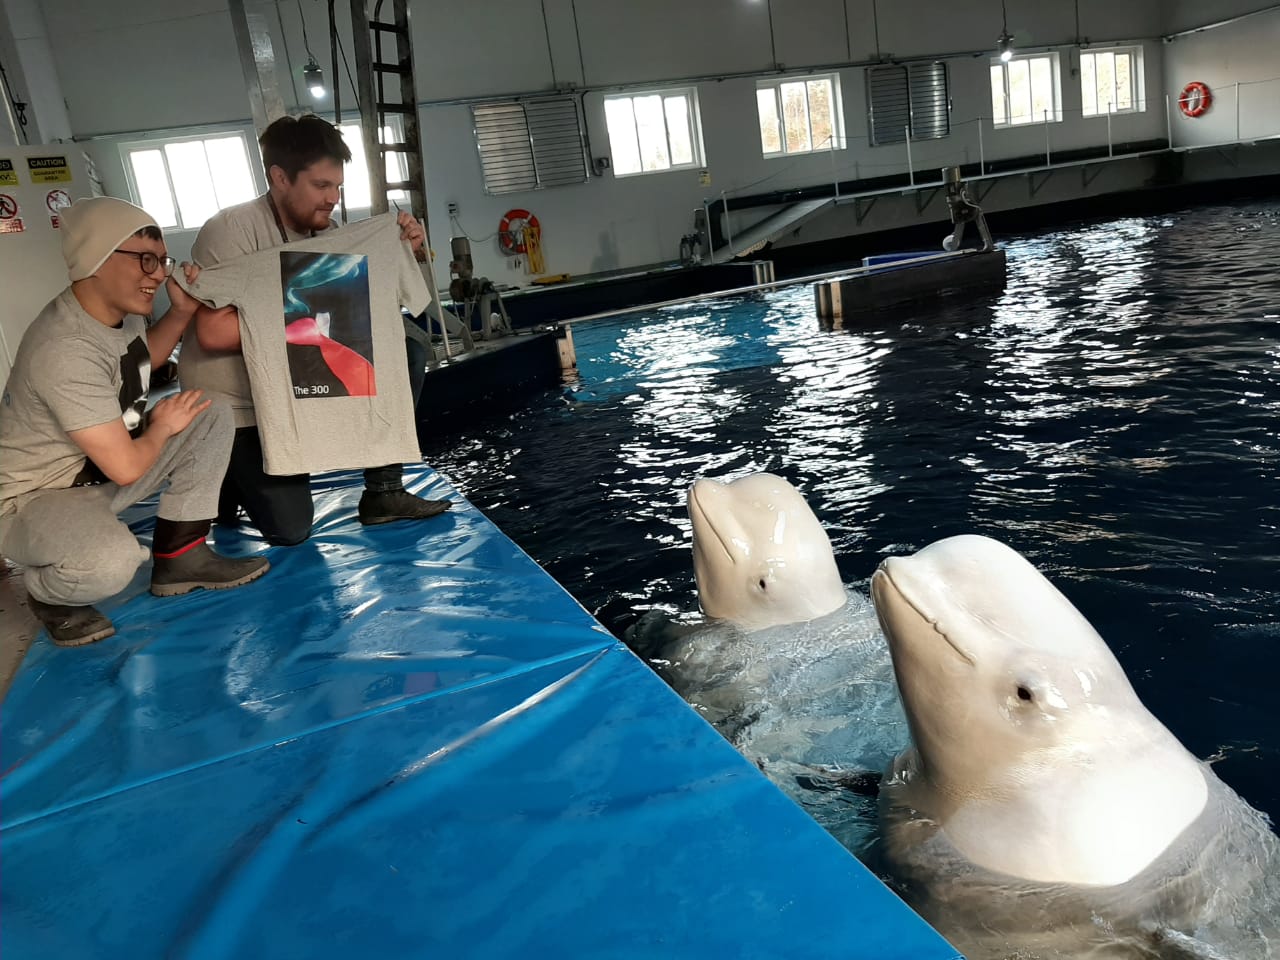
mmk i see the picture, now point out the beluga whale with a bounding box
[870,534,1280,959]
[687,471,847,631]
[629,472,907,851]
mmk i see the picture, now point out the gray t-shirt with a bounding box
[180,195,336,428]
[180,213,429,476]
[0,288,150,516]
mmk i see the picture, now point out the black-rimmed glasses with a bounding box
[112,249,177,278]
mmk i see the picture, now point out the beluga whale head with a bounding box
[688,472,847,632]
[870,534,1209,888]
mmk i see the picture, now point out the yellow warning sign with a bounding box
[27,155,72,184]
[0,158,17,187]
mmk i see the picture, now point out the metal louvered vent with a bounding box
[909,62,949,141]
[472,97,588,196]
[867,62,950,146]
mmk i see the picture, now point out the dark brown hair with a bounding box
[259,114,352,180]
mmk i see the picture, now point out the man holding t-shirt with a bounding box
[181,114,448,545]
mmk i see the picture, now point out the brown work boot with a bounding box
[150,543,270,597]
[27,596,116,647]
[358,488,452,525]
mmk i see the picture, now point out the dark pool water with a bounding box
[421,198,1280,826]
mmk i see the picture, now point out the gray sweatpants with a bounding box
[0,399,233,606]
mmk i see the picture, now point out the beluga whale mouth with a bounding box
[687,472,847,632]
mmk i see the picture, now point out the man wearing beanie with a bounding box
[0,196,270,646]
[181,114,449,546]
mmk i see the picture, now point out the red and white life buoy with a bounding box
[498,208,540,254]
[1178,81,1212,118]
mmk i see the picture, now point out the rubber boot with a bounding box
[27,596,116,647]
[150,518,270,597]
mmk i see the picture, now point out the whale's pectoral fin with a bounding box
[1142,926,1234,960]
[792,765,883,798]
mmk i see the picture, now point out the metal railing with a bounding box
[709,77,1280,257]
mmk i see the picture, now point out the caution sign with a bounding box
[0,192,24,234]
[27,155,73,184]
[0,158,17,187]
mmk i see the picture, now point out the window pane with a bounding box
[1008,59,1032,124]
[128,149,177,228]
[605,98,642,175]
[664,95,693,166]
[203,136,256,211]
[338,123,372,208]
[1081,53,1097,116]
[1030,57,1053,122]
[990,64,1007,124]
[164,140,218,229]
[807,79,834,150]
[1095,52,1115,114]
[1115,53,1132,110]
[780,81,811,153]
[757,88,782,153]
[337,123,409,208]
[632,95,670,172]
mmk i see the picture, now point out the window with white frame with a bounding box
[757,74,843,156]
[335,122,409,209]
[990,52,1062,127]
[604,88,702,176]
[123,134,258,230]
[1080,47,1144,117]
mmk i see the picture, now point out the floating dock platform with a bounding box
[1,466,961,959]
[814,248,1007,326]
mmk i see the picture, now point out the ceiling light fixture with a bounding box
[303,57,326,99]
[997,1,1014,62]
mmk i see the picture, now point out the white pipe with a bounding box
[978,118,985,175]
[721,190,735,257]
[1163,3,1280,41]
[1235,81,1241,141]
[905,125,914,186]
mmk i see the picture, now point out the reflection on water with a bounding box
[423,199,1280,834]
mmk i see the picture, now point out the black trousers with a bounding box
[217,319,430,544]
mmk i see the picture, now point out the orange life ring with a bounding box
[499,209,540,254]
[1178,81,1212,118]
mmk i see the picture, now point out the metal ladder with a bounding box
[347,0,427,233]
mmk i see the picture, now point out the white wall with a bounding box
[1161,4,1280,147]
[15,0,1280,283]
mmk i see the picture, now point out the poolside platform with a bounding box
[0,466,961,959]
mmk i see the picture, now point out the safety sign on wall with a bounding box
[0,192,24,234]
[27,156,72,184]
[46,188,71,228]
[0,158,18,187]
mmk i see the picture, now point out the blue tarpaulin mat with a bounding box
[1,466,960,959]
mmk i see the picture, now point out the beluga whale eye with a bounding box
[758,578,767,591]
[1016,685,1034,702]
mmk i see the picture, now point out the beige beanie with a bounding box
[61,197,160,281]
